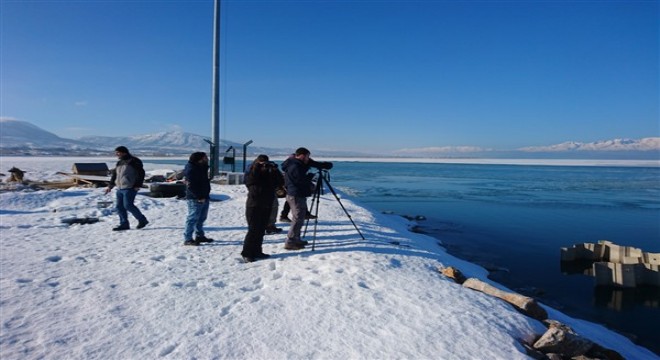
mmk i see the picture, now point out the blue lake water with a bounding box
[150,159,660,354]
[328,161,660,355]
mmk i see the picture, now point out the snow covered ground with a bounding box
[0,156,657,359]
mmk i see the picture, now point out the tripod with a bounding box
[303,169,365,250]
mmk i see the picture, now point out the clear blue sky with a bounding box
[1,0,658,153]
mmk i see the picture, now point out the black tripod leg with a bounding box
[323,177,366,240]
[303,178,322,239]
[310,177,324,251]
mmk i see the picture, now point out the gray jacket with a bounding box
[109,155,145,190]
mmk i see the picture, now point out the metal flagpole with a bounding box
[210,0,221,176]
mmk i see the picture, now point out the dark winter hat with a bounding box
[295,147,310,156]
[189,151,207,163]
[114,146,129,154]
[255,154,269,163]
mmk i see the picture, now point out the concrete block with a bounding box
[593,263,637,288]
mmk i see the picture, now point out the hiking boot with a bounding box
[305,213,317,220]
[279,216,291,223]
[255,253,271,259]
[183,240,200,246]
[284,242,305,251]
[112,225,129,231]
[265,225,283,235]
[195,235,214,243]
[136,220,149,229]
[242,256,256,263]
[295,240,309,246]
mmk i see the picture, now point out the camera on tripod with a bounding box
[303,159,365,250]
[309,160,333,171]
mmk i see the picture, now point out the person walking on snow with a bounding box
[105,146,149,231]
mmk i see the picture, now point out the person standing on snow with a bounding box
[241,154,281,262]
[280,147,314,251]
[105,146,149,231]
[182,152,214,246]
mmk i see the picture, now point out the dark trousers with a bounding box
[242,206,271,257]
[280,201,291,217]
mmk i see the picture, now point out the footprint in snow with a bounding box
[45,255,62,262]
[158,344,177,357]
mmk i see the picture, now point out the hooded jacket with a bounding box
[281,156,313,197]
[245,162,281,208]
[183,161,211,200]
[109,154,145,190]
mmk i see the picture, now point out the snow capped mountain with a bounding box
[1,119,658,159]
[0,119,249,156]
[78,132,241,152]
[0,119,88,149]
[518,137,660,152]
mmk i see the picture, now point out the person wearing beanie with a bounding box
[105,146,149,231]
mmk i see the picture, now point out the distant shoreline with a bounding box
[302,157,660,168]
[1,155,659,168]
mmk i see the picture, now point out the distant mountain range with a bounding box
[0,119,658,159]
[518,138,660,152]
[0,119,364,157]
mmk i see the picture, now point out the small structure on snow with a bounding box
[56,163,111,187]
[6,167,25,183]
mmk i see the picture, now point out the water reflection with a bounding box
[561,261,660,310]
[593,286,660,311]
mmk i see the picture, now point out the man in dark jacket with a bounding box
[280,147,314,250]
[105,146,149,231]
[183,152,214,246]
[241,154,281,262]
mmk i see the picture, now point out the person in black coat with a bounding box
[241,154,281,262]
[280,147,314,250]
[183,152,214,246]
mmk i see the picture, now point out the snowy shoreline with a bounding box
[0,157,657,359]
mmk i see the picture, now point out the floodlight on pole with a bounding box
[242,140,253,172]
[225,146,235,172]
[204,139,216,179]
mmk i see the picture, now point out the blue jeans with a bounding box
[116,188,147,227]
[184,199,209,240]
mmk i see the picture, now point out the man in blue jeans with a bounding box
[182,152,214,246]
[105,146,149,231]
